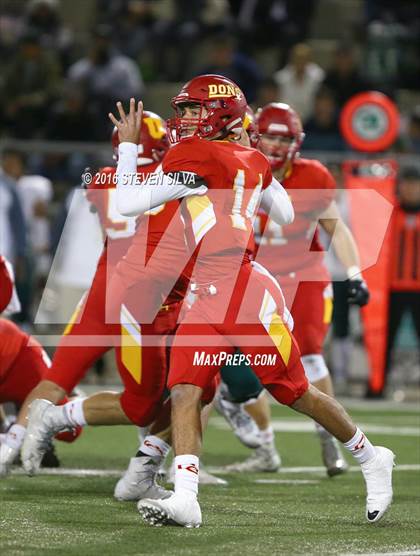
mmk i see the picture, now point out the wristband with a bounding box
[347,266,363,280]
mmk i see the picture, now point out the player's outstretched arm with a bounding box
[319,200,369,306]
[260,177,294,225]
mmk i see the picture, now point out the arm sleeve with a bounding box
[260,177,294,225]
[116,142,208,217]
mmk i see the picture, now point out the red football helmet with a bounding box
[168,74,247,142]
[112,110,169,165]
[256,103,305,170]
[243,105,259,148]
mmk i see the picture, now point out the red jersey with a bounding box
[390,206,420,292]
[0,318,28,380]
[162,137,272,282]
[254,158,336,277]
[0,256,13,313]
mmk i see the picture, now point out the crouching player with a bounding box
[0,258,81,475]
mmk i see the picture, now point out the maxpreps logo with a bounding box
[208,83,242,99]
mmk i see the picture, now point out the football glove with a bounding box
[347,278,370,306]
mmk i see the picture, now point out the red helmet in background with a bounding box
[243,105,259,148]
[256,103,305,170]
[168,74,247,142]
[112,110,169,166]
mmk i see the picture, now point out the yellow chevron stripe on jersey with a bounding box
[268,314,292,365]
[120,305,142,384]
[323,297,333,324]
[186,195,216,244]
[259,289,292,365]
[63,292,87,336]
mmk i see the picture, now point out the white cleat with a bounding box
[166,461,228,486]
[214,385,261,449]
[21,399,59,476]
[114,456,173,501]
[224,442,281,473]
[0,443,19,477]
[138,492,202,528]
[361,446,395,523]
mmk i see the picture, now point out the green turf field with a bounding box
[1,403,419,556]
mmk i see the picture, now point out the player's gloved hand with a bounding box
[346,267,369,306]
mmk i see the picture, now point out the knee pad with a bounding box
[243,388,266,406]
[301,354,329,383]
[221,355,264,403]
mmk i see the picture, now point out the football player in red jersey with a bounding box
[21,111,220,494]
[18,114,180,491]
[0,260,81,475]
[109,79,394,528]
[219,103,370,475]
[0,256,21,316]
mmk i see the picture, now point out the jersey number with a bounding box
[231,170,263,230]
[104,189,137,239]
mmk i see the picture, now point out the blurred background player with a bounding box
[18,112,172,493]
[218,103,369,477]
[20,109,221,493]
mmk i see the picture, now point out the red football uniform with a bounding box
[0,256,13,313]
[159,137,308,405]
[44,164,194,425]
[254,158,336,355]
[0,318,81,442]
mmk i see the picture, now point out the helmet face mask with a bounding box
[112,110,169,165]
[167,74,247,143]
[243,105,260,148]
[256,103,305,170]
[259,134,295,169]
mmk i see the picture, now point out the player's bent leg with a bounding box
[301,354,349,477]
[15,380,67,428]
[291,384,395,523]
[114,391,174,502]
[138,383,203,528]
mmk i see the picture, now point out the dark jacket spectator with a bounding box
[323,43,371,107]
[1,30,61,138]
[197,35,263,103]
[67,25,144,138]
[303,88,346,151]
[46,87,98,142]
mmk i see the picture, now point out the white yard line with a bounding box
[340,551,420,556]
[254,479,320,485]
[210,417,420,436]
[211,464,420,475]
[9,464,420,478]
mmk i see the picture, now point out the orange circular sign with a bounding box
[340,92,400,152]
